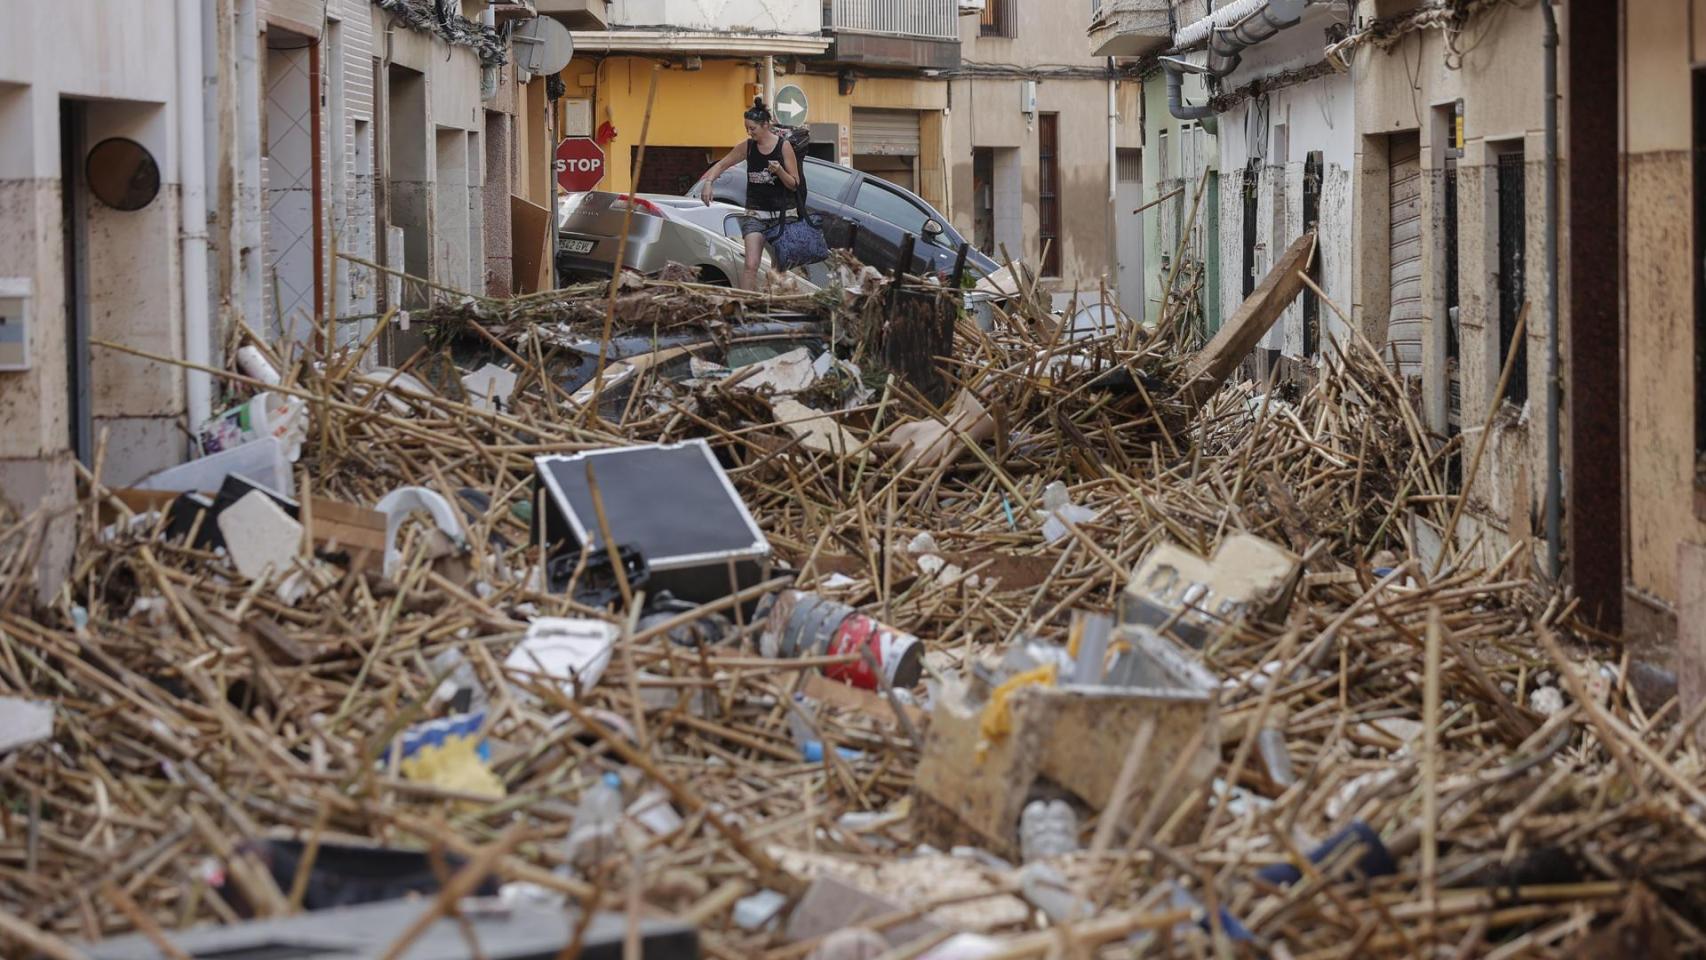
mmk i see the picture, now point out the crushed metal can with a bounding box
[759,590,925,691]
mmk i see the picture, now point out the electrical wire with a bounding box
[1325,0,1535,70]
[947,60,1123,81]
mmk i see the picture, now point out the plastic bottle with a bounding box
[758,591,924,691]
[1018,799,1078,862]
[236,345,282,386]
[563,772,624,872]
[786,694,862,763]
[199,391,308,461]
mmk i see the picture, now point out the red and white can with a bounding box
[822,610,925,690]
[759,590,925,691]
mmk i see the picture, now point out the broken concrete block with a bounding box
[1119,532,1302,647]
[912,627,1218,859]
[217,490,304,583]
[0,697,53,754]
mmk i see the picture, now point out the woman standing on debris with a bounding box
[700,98,800,291]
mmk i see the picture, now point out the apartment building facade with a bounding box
[0,0,548,600]
[555,0,962,213]
[1093,0,1565,579]
[949,0,1144,308]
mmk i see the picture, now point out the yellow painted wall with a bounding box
[561,57,949,199]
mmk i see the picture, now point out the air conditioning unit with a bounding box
[958,0,986,14]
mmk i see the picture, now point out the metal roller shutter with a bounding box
[851,109,921,157]
[1387,132,1423,378]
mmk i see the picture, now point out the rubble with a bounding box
[0,262,1699,958]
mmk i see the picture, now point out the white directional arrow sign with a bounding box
[775,84,809,125]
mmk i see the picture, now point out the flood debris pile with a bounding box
[0,263,1701,958]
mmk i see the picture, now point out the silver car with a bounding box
[556,191,787,288]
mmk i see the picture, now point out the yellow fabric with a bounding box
[978,663,1058,745]
[399,738,505,805]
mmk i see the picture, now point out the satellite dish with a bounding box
[514,17,574,76]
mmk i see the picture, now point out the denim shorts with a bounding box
[739,211,787,236]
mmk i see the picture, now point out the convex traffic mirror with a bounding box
[86,138,161,211]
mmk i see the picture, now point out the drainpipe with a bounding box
[1161,59,1217,135]
[764,55,776,106]
[178,0,213,430]
[1206,0,1305,77]
[1108,58,1118,294]
[1542,1,1561,580]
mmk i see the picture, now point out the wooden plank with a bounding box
[511,195,553,294]
[1178,229,1317,407]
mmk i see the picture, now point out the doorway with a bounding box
[851,109,919,191]
[1495,147,1528,405]
[265,31,321,343]
[1387,131,1423,377]
[1115,148,1144,322]
[59,100,90,466]
[973,147,994,256]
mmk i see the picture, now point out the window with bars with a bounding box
[980,0,1015,37]
[1039,113,1060,277]
[1302,150,1322,356]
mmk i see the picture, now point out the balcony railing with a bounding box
[827,0,959,41]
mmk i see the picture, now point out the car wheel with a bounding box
[698,266,731,287]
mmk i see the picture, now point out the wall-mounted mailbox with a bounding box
[0,278,30,372]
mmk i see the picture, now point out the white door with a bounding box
[1115,148,1144,322]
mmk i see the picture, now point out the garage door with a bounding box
[1387,132,1423,378]
[852,109,921,157]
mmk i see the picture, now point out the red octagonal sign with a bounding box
[555,137,606,192]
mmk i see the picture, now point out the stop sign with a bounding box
[555,137,606,192]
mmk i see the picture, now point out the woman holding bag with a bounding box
[700,98,801,290]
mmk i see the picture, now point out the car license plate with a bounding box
[564,239,596,255]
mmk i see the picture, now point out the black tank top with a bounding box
[745,137,790,213]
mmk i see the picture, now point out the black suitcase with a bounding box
[533,439,771,605]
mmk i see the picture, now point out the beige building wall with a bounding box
[1350,0,1557,568]
[1624,0,1706,641]
[0,2,195,598]
[946,6,1141,289]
